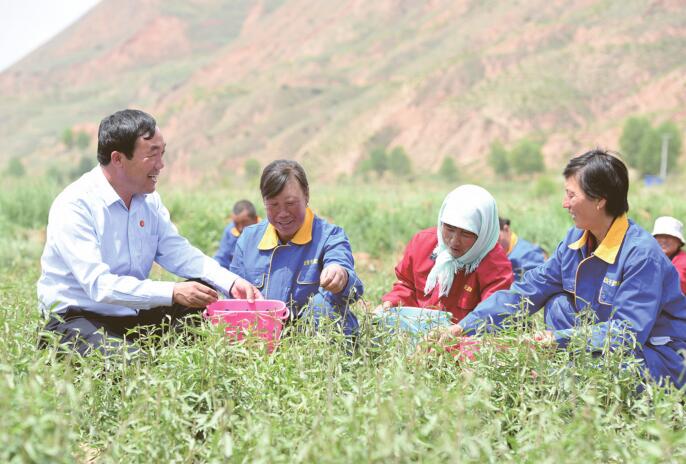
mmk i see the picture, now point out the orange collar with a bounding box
[568,214,629,264]
[506,232,519,255]
[258,208,314,250]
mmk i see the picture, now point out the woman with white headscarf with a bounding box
[377,185,514,323]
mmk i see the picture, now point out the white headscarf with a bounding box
[424,184,500,297]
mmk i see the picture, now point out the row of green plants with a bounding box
[2,175,686,461]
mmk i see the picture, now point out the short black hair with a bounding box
[97,109,157,165]
[499,217,510,230]
[563,149,629,218]
[233,199,257,218]
[260,160,309,200]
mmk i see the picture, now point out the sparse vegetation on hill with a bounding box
[0,0,684,179]
[487,137,545,177]
[358,145,413,179]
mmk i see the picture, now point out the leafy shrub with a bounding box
[531,175,558,197]
[488,140,510,177]
[69,155,95,180]
[510,138,544,175]
[358,146,416,178]
[438,157,458,182]
[75,131,91,150]
[387,146,412,177]
[357,147,388,177]
[0,179,58,229]
[61,128,74,148]
[5,157,26,178]
[61,128,91,151]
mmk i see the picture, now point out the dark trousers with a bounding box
[39,303,202,357]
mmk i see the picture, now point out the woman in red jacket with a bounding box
[376,184,514,323]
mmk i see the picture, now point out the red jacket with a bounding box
[382,227,514,322]
[672,250,686,295]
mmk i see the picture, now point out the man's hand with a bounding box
[320,264,348,294]
[173,281,219,308]
[230,277,264,303]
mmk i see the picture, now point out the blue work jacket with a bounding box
[230,208,363,315]
[507,233,546,282]
[214,221,240,270]
[461,214,686,388]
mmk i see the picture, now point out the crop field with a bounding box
[2,172,686,463]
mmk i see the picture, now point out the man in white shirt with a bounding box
[37,109,262,355]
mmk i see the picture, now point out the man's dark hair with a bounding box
[97,109,157,165]
[499,217,511,230]
[563,149,629,217]
[260,160,309,200]
[233,199,257,218]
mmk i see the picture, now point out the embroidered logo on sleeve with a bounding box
[464,285,473,292]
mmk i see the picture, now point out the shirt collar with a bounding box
[258,208,314,250]
[568,213,629,264]
[94,166,123,207]
[506,232,519,255]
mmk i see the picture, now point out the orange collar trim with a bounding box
[507,232,519,255]
[258,209,314,250]
[568,214,629,264]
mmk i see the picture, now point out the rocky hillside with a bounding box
[1,0,684,183]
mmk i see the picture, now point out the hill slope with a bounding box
[1,0,684,182]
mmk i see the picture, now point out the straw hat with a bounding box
[652,216,685,244]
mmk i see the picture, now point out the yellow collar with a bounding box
[506,232,519,255]
[568,214,629,264]
[258,208,314,250]
[231,216,261,237]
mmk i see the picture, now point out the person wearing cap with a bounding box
[375,185,514,323]
[441,150,686,389]
[230,160,364,337]
[214,199,260,270]
[498,217,547,282]
[652,216,686,295]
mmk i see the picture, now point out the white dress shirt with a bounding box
[37,166,238,317]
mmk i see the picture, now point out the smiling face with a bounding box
[264,176,308,242]
[562,174,605,231]
[115,127,165,200]
[441,223,478,258]
[655,234,682,258]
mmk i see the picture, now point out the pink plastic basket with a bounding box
[203,299,289,352]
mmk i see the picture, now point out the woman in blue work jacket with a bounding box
[441,149,686,388]
[230,159,363,337]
